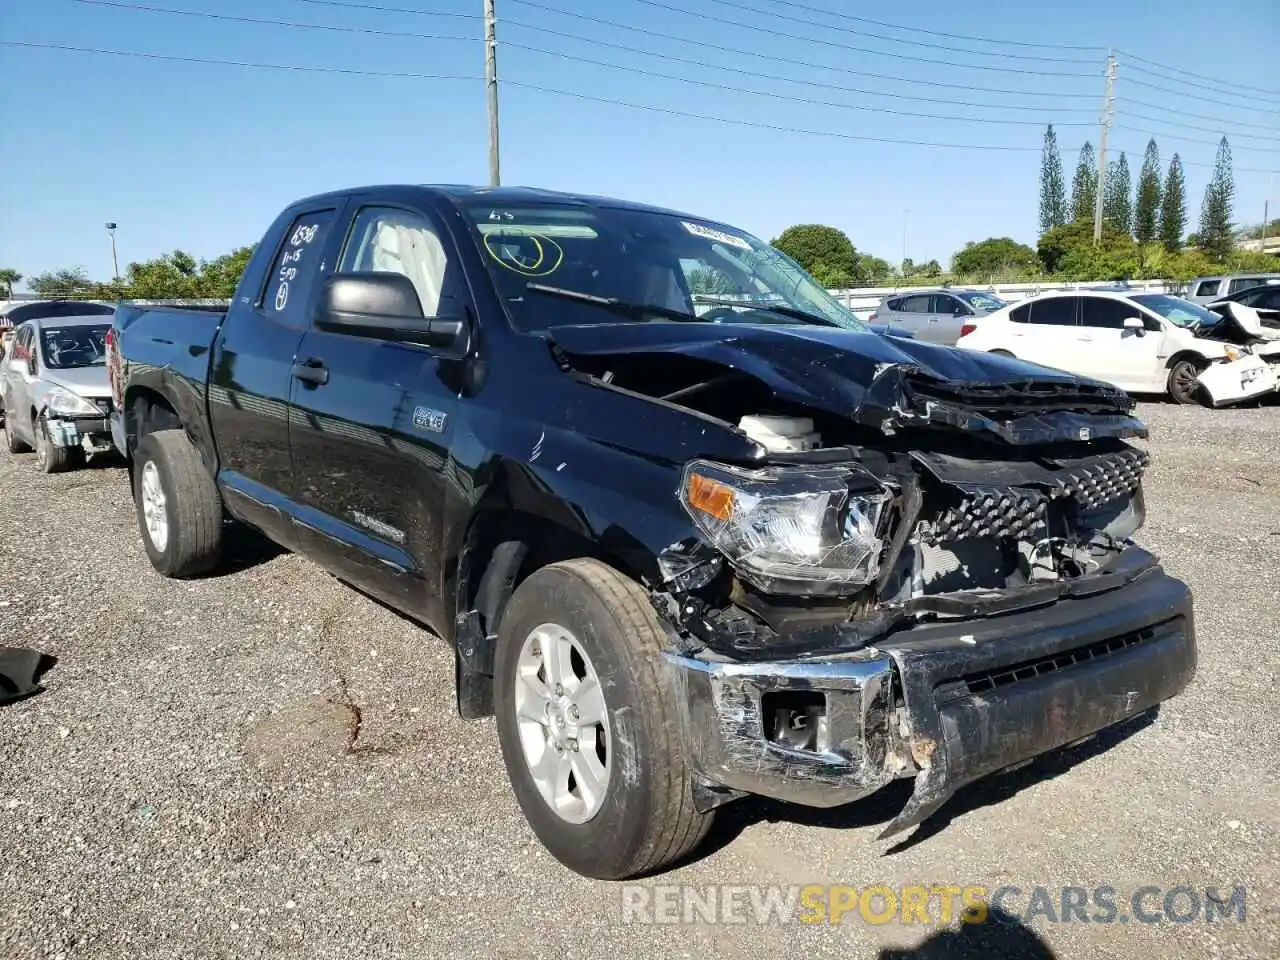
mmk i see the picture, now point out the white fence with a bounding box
[2,280,1179,325]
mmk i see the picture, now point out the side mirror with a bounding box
[1122,316,1145,335]
[314,272,465,348]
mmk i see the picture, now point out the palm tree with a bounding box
[0,268,22,299]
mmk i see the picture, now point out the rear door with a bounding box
[925,293,973,345]
[207,200,348,542]
[1005,296,1085,372]
[286,197,472,630]
[1076,296,1164,391]
[890,293,936,339]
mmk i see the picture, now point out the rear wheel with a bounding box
[493,558,713,879]
[1167,359,1205,405]
[33,418,80,473]
[133,429,223,577]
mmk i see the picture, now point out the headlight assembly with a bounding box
[679,459,892,595]
[44,386,102,417]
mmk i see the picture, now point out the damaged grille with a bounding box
[921,448,1148,545]
[904,373,1132,417]
[935,619,1180,703]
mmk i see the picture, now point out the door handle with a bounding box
[291,358,329,386]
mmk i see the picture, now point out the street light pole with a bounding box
[105,222,120,282]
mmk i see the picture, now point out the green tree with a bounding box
[687,265,738,296]
[1070,142,1097,223]
[1038,220,1137,278]
[951,237,1040,280]
[771,224,885,287]
[1039,124,1067,234]
[28,267,97,298]
[0,268,22,299]
[1236,218,1280,240]
[1159,154,1187,252]
[1134,139,1162,245]
[1103,152,1132,236]
[1198,137,1235,262]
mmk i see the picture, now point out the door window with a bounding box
[931,295,969,315]
[898,294,933,313]
[262,208,338,327]
[1194,279,1221,297]
[1228,277,1267,295]
[338,206,455,317]
[1079,297,1136,329]
[1024,297,1079,325]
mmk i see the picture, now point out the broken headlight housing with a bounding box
[679,459,892,595]
[44,386,102,417]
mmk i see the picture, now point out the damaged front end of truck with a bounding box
[552,323,1198,837]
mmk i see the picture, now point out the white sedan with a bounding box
[955,290,1272,406]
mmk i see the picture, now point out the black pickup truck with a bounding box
[106,185,1196,880]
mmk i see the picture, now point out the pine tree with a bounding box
[1159,154,1186,252]
[1039,125,1067,234]
[1134,139,1162,245]
[1070,142,1097,223]
[1198,136,1235,262]
[1103,153,1132,236]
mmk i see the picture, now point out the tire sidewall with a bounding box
[133,434,178,574]
[493,569,661,878]
[1168,360,1202,405]
[34,418,55,472]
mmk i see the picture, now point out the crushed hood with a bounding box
[550,322,1147,445]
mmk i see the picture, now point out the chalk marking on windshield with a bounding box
[483,230,565,278]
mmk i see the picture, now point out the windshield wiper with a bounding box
[524,283,704,324]
[693,298,843,328]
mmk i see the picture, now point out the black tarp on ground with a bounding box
[0,647,53,705]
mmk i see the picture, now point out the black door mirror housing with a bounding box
[314,273,465,348]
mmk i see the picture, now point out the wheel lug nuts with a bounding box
[553,741,564,753]
[567,738,579,752]
[554,684,564,696]
[568,705,579,720]
[530,642,540,657]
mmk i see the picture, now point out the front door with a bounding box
[3,325,36,443]
[1076,296,1164,391]
[287,200,471,632]
[207,202,347,542]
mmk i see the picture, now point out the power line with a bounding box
[504,0,1100,99]
[697,0,1100,63]
[1124,73,1266,112]
[71,0,1102,116]
[616,0,1101,77]
[0,39,481,80]
[1116,48,1279,98]
[707,0,1105,52]
[505,41,1091,126]
[502,22,1096,114]
[1118,112,1280,145]
[1114,121,1277,153]
[290,0,480,19]
[1125,96,1280,133]
[8,37,1277,173]
[68,0,475,44]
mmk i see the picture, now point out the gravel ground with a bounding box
[1,402,1277,959]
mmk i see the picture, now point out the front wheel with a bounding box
[1167,359,1205,406]
[133,429,223,577]
[34,418,80,473]
[493,558,713,880]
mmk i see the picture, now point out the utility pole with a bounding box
[484,0,501,187]
[105,222,120,282]
[1092,51,1116,245]
[901,209,909,269]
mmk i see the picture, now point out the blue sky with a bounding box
[1,0,1277,286]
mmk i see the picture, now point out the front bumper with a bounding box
[663,555,1196,837]
[47,415,114,453]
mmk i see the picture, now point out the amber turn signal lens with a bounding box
[686,472,735,522]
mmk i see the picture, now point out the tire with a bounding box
[133,429,223,577]
[1167,359,1205,406]
[493,558,713,880]
[3,417,30,454]
[33,417,80,473]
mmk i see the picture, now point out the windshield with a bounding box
[957,291,1008,311]
[459,201,866,332]
[1130,294,1221,328]
[40,324,110,369]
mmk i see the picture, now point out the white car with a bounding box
[955,290,1273,406]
